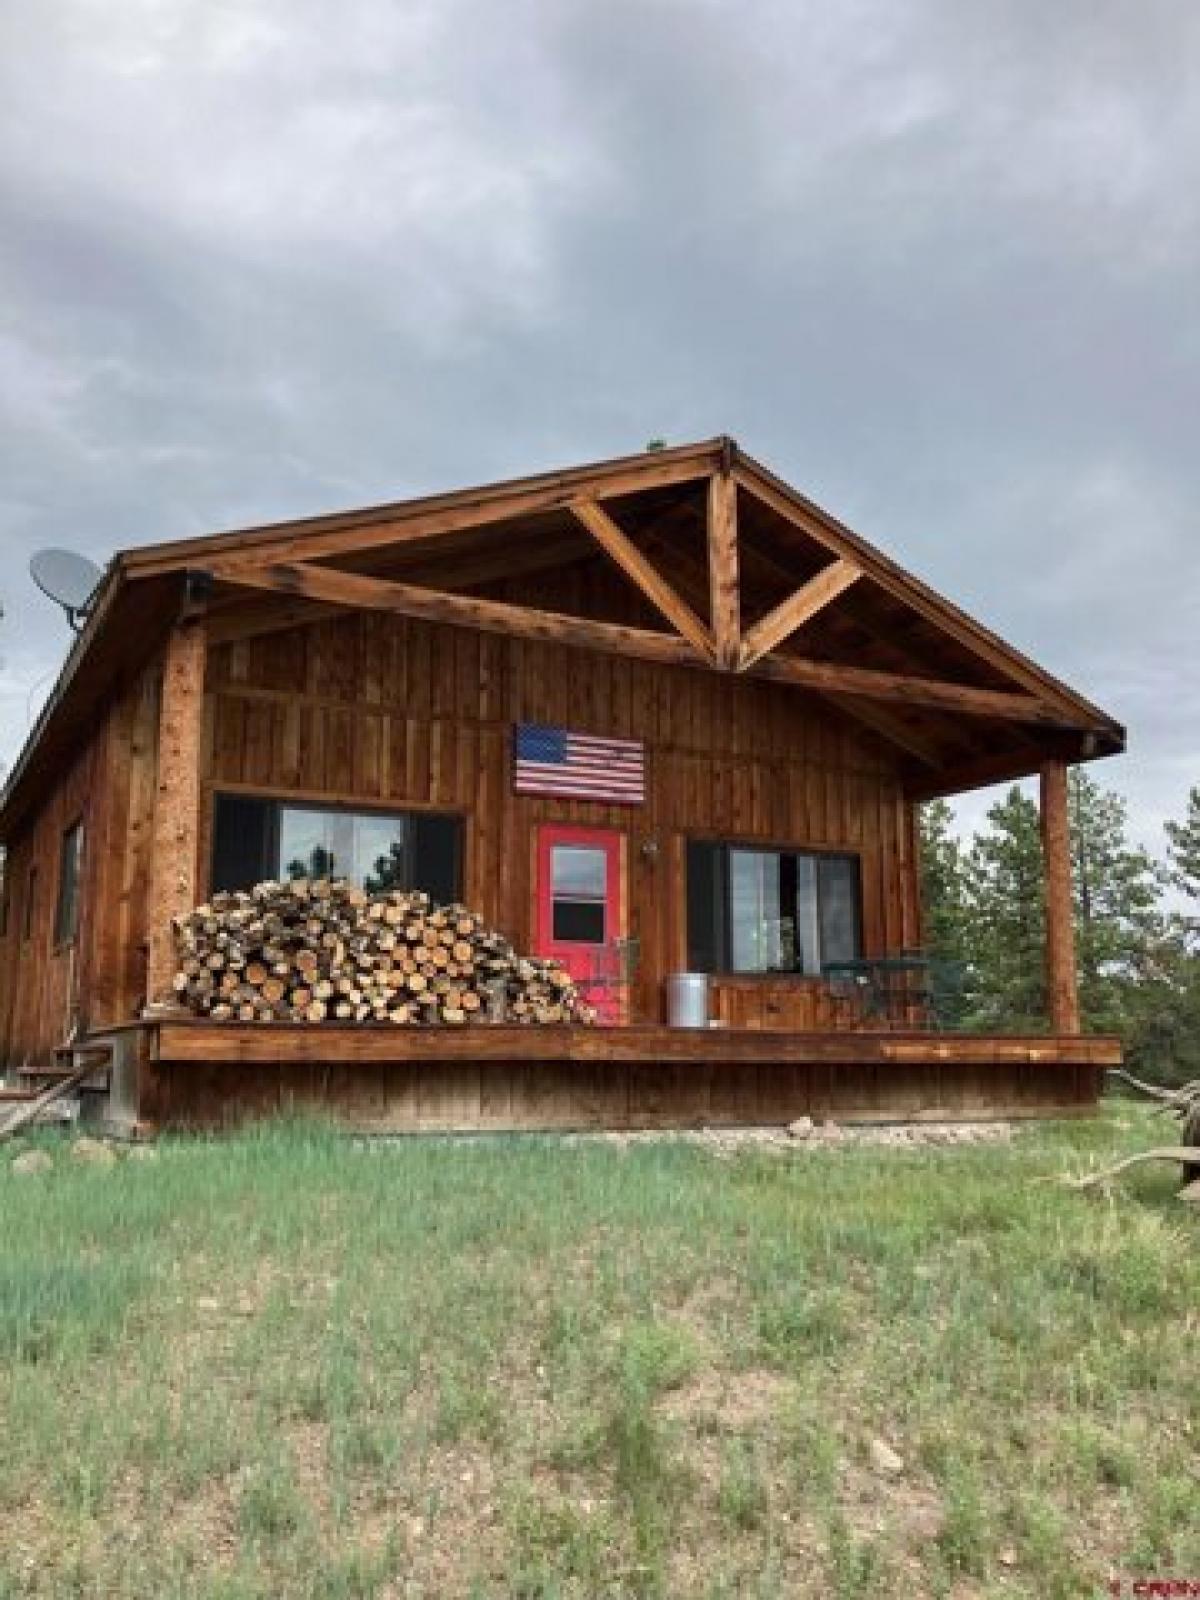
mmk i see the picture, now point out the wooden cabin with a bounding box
[0,438,1124,1133]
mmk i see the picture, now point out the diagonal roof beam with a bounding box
[206,559,699,669]
[570,500,715,664]
[633,519,948,768]
[752,651,1075,725]
[208,556,1080,731]
[738,558,861,669]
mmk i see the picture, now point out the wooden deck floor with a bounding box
[91,1021,1121,1134]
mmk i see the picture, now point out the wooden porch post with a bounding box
[1040,759,1080,1035]
[145,618,207,1007]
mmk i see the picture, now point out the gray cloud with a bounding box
[1,0,1197,851]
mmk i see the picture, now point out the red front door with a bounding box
[535,825,624,1023]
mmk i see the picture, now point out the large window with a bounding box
[54,821,84,946]
[686,841,861,976]
[211,794,463,903]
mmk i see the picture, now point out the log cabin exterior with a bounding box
[0,438,1124,1133]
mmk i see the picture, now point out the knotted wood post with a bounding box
[145,617,207,1008]
[707,463,740,669]
[1040,759,1080,1035]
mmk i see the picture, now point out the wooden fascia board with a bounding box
[205,560,699,668]
[738,559,861,669]
[570,500,715,663]
[122,441,724,579]
[732,453,1123,738]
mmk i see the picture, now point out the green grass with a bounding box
[0,1107,1196,1597]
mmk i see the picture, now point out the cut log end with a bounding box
[172,877,594,1030]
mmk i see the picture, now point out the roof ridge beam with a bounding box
[571,500,715,664]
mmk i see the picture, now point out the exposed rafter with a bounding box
[738,559,861,669]
[833,697,945,768]
[570,500,715,663]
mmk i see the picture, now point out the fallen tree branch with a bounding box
[1054,1147,1200,1191]
[1106,1069,1199,1109]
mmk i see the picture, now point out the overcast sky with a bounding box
[1,0,1197,850]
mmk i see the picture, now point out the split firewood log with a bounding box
[172,877,595,1028]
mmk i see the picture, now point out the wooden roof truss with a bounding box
[193,441,1118,759]
[1,437,1124,833]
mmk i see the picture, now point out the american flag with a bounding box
[513,724,646,805]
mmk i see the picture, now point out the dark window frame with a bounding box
[209,790,466,903]
[22,864,38,943]
[685,837,863,978]
[53,819,85,949]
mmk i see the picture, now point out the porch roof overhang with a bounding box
[0,436,1124,838]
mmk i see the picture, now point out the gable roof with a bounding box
[0,436,1124,835]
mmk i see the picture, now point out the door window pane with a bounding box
[551,846,607,898]
[552,899,606,943]
[550,843,608,944]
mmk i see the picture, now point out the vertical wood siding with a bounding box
[202,607,919,1031]
[0,660,160,1067]
[1,590,924,1066]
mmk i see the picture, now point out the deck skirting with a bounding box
[90,1022,1120,1134]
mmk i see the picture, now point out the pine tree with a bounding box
[1165,785,1200,948]
[917,800,971,1024]
[1067,769,1162,1033]
[1125,786,1200,1086]
[962,786,1046,1032]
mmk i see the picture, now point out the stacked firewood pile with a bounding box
[172,880,595,1026]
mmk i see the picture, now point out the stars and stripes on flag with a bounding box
[513,724,646,805]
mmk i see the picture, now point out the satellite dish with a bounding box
[29,549,103,631]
